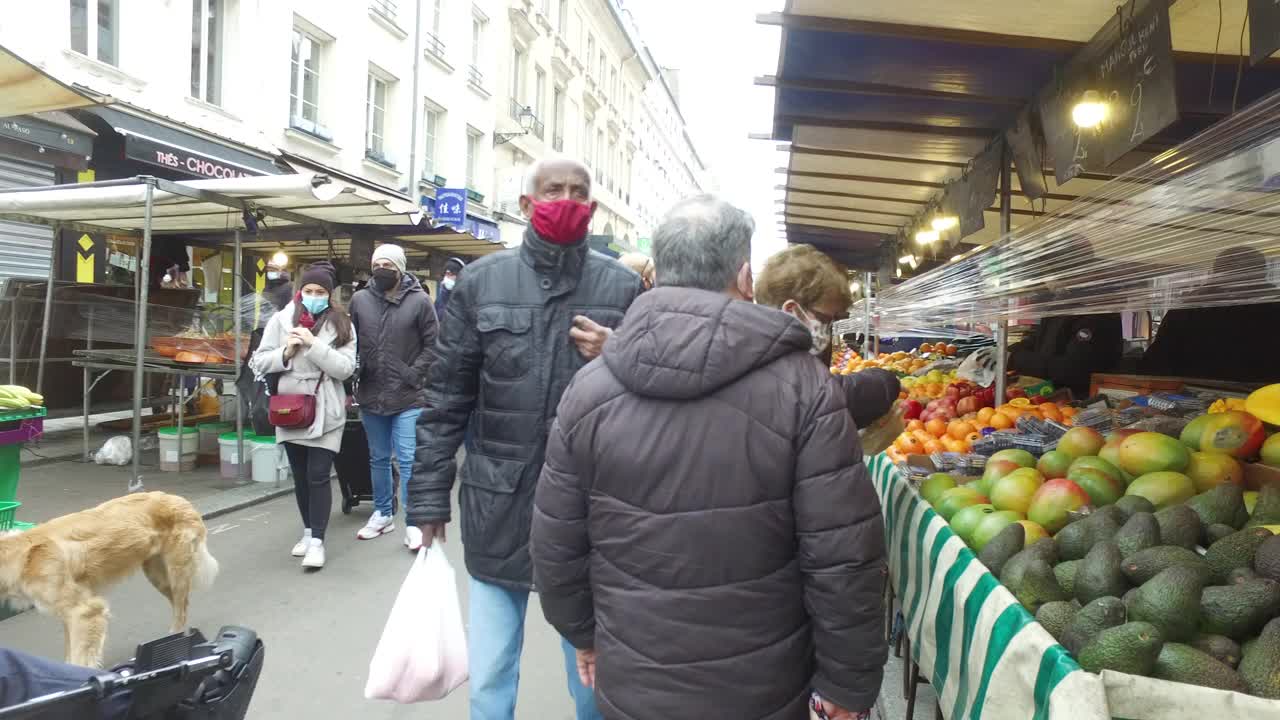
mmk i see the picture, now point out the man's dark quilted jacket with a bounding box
[407,228,642,588]
[531,287,887,719]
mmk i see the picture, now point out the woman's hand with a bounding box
[289,326,316,347]
[284,336,303,360]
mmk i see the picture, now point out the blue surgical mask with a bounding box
[301,296,329,315]
[266,271,282,281]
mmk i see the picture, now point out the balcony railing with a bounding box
[468,65,485,89]
[370,0,398,23]
[424,32,446,61]
[466,188,485,204]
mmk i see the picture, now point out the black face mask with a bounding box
[371,267,399,292]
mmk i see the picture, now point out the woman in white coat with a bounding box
[250,261,356,569]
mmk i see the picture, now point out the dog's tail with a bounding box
[192,537,219,591]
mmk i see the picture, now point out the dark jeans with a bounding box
[283,443,335,541]
[0,647,130,719]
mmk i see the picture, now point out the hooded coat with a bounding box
[531,287,887,719]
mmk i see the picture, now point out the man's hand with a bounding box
[569,316,611,361]
[416,522,448,548]
[575,648,597,689]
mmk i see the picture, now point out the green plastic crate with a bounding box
[0,500,18,531]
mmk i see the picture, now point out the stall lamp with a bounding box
[1072,90,1108,129]
[915,230,940,245]
[899,253,915,265]
[931,215,959,232]
[271,250,289,268]
[951,254,964,263]
[896,266,903,278]
[849,281,861,294]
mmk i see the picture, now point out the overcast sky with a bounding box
[626,0,788,270]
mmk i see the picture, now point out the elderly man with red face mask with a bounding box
[408,156,641,720]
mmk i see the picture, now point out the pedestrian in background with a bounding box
[531,195,886,720]
[616,252,654,290]
[433,256,465,320]
[349,244,439,550]
[408,157,641,720]
[250,261,357,570]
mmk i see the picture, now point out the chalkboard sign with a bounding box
[941,140,1003,238]
[1250,0,1280,66]
[1039,0,1179,185]
[1006,107,1047,201]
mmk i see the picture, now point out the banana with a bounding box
[0,385,42,405]
[0,397,28,409]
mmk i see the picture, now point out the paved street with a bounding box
[1,491,578,720]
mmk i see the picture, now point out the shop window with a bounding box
[190,0,222,104]
[70,0,119,66]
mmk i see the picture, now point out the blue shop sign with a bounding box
[464,215,500,242]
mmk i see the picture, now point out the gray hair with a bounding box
[523,155,590,195]
[652,195,755,292]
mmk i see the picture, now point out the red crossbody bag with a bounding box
[268,375,324,428]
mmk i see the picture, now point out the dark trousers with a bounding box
[0,647,130,719]
[283,443,335,541]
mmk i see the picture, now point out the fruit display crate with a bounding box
[0,405,46,446]
[871,454,1280,719]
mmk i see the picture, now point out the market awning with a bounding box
[762,0,1280,271]
[0,43,109,117]
[0,173,424,236]
[237,226,504,264]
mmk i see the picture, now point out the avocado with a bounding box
[1091,505,1128,527]
[1122,546,1211,586]
[1114,494,1157,520]
[1126,565,1206,642]
[1228,567,1260,585]
[977,522,1025,577]
[1054,560,1081,597]
[1076,540,1130,605]
[999,538,1058,587]
[1152,643,1248,691]
[1078,621,1164,676]
[1115,512,1161,559]
[1205,523,1237,546]
[1243,636,1259,658]
[1186,484,1247,535]
[1200,578,1280,640]
[1036,600,1079,643]
[1004,556,1071,613]
[1055,511,1122,561]
[1246,482,1280,529]
[1204,527,1274,584]
[1189,633,1243,668]
[1238,617,1280,699]
[1254,534,1280,581]
[1062,596,1127,656]
[1155,504,1202,551]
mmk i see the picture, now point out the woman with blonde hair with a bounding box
[756,244,899,429]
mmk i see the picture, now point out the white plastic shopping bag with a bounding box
[365,545,469,702]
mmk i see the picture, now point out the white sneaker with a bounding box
[356,511,395,540]
[404,525,424,552]
[291,530,312,557]
[301,539,325,569]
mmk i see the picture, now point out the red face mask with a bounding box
[529,199,594,245]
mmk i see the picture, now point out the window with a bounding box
[471,14,483,66]
[190,0,221,104]
[534,67,546,119]
[366,73,389,158]
[552,86,565,150]
[425,0,445,56]
[70,0,119,65]
[557,0,568,31]
[465,129,481,190]
[598,52,606,83]
[423,105,441,178]
[290,28,322,124]
[510,46,525,104]
[610,68,617,101]
[583,115,593,166]
[586,35,595,75]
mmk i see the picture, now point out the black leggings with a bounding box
[283,443,335,541]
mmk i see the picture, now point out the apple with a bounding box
[902,400,924,421]
[956,396,980,416]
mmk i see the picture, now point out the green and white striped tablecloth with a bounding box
[870,454,1109,720]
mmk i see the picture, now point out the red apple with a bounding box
[902,400,924,420]
[956,396,979,416]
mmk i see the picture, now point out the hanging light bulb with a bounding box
[896,266,903,278]
[271,249,289,268]
[915,230,940,245]
[950,254,964,263]
[1072,90,1108,129]
[849,280,860,294]
[931,215,959,232]
[898,253,915,265]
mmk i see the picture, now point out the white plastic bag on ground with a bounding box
[365,544,468,703]
[93,436,132,465]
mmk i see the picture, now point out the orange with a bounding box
[923,439,945,455]
[965,431,983,444]
[942,437,967,453]
[1061,406,1078,418]
[899,391,909,400]
[945,344,958,356]
[906,419,925,433]
[897,434,925,454]
[924,418,948,438]
[948,420,976,441]
[1041,406,1064,422]
[920,342,934,354]
[990,412,1015,430]
[976,407,995,424]
[913,429,936,446]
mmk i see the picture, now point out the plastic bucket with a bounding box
[157,426,198,472]
[218,432,248,479]
[196,422,232,466]
[249,436,281,483]
[0,445,19,502]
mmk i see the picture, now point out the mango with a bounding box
[951,504,996,545]
[937,487,990,521]
[978,459,1023,497]
[1068,456,1127,507]
[1018,520,1051,546]
[1199,411,1266,460]
[1126,472,1197,510]
[1185,451,1245,493]
[1264,435,1280,468]
[921,472,958,506]
[1028,478,1092,535]
[1180,414,1213,450]
[990,449,1037,469]
[1037,450,1073,480]
[991,468,1045,514]
[972,511,1025,551]
[1119,432,1191,477]
[1058,426,1106,459]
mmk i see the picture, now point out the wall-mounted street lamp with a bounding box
[495,105,536,145]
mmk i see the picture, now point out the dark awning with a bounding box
[80,106,282,178]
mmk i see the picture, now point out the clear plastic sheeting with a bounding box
[877,90,1280,330]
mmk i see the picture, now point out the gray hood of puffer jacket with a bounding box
[532,287,888,719]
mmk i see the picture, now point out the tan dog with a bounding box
[0,492,219,668]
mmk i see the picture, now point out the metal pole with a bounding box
[8,292,15,384]
[862,270,873,359]
[176,377,185,474]
[131,182,155,493]
[35,225,58,395]
[83,307,93,462]
[233,230,244,480]
[995,141,1013,406]
[406,0,424,193]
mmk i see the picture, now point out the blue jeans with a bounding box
[468,577,601,720]
[360,407,420,518]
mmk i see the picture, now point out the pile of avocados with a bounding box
[976,482,1280,698]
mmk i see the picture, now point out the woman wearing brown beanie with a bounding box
[250,260,357,569]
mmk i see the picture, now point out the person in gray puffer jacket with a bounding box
[532,195,887,720]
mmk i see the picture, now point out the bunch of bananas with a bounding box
[1208,397,1247,414]
[0,385,43,409]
